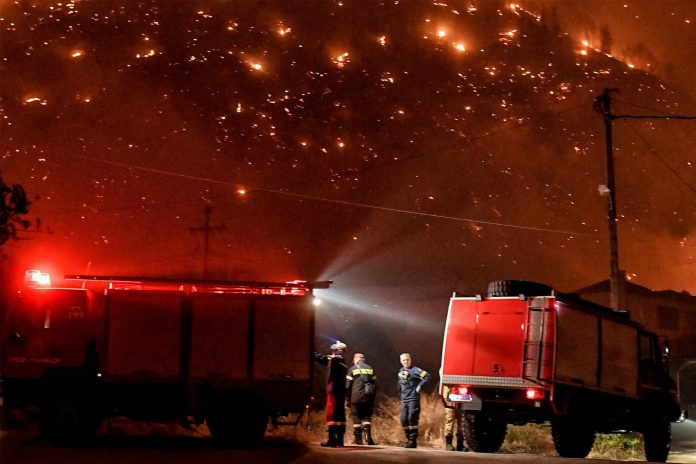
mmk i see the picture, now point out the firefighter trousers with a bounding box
[350,402,374,426]
[325,391,346,425]
[400,400,420,439]
[444,406,463,436]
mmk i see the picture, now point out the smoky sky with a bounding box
[4,0,696,372]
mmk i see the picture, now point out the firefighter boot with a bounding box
[364,424,375,445]
[445,434,455,451]
[403,429,411,447]
[456,434,466,451]
[353,426,364,445]
[335,425,345,447]
[321,426,337,447]
[405,429,418,448]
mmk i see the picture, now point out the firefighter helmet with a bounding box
[330,341,347,351]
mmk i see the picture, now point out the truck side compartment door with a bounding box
[189,294,249,380]
[106,291,183,380]
[254,298,312,381]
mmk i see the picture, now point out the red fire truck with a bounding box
[1,270,329,445]
[440,280,682,462]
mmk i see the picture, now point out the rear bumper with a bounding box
[442,380,551,424]
[442,375,545,388]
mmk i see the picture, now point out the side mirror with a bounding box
[658,336,670,369]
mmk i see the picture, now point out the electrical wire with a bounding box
[612,98,696,117]
[66,153,595,237]
[624,122,696,200]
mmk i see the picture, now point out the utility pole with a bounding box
[594,89,696,310]
[595,88,621,310]
[190,204,226,279]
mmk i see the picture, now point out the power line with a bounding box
[615,114,696,120]
[607,98,696,121]
[625,122,696,200]
[612,98,696,117]
[248,185,594,236]
[67,153,594,237]
[60,102,588,220]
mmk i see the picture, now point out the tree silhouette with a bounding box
[0,173,30,247]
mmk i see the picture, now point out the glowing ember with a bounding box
[333,52,350,68]
[24,96,47,106]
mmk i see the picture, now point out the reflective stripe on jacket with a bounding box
[346,361,377,404]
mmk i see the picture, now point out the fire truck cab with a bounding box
[1,270,329,446]
[440,280,682,462]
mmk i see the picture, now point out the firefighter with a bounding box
[314,341,348,447]
[345,352,377,445]
[441,384,466,451]
[397,352,431,448]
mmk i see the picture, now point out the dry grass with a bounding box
[283,392,646,460]
[3,391,645,460]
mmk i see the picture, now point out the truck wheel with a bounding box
[463,411,507,452]
[643,421,671,462]
[40,394,103,445]
[551,419,595,458]
[207,390,268,447]
[39,369,102,446]
[487,280,553,297]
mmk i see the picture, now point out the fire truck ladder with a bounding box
[522,298,549,384]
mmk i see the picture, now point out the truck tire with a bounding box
[207,389,268,447]
[39,369,102,446]
[643,421,671,462]
[463,411,507,452]
[551,419,595,458]
[487,280,553,297]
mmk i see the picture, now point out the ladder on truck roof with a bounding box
[522,297,552,384]
[64,274,332,294]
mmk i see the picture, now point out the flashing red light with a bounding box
[24,270,51,287]
[453,385,469,395]
[526,388,544,400]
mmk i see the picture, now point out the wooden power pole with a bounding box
[595,88,621,310]
[190,204,226,279]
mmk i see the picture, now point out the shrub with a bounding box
[288,392,646,460]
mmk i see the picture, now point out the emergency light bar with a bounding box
[24,270,51,287]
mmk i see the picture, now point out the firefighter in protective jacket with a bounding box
[346,352,377,445]
[397,352,431,448]
[314,341,348,447]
